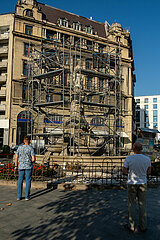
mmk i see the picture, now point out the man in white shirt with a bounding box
[123,142,151,232]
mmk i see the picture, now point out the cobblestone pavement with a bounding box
[0,185,160,240]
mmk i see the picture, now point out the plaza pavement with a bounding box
[0,185,160,240]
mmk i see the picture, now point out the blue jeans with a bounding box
[17,169,32,199]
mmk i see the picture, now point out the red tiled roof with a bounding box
[38,3,107,38]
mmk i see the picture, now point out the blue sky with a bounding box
[1,0,160,96]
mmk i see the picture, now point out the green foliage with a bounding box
[2,145,10,153]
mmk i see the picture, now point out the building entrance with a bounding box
[17,111,32,145]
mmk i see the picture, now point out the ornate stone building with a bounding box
[0,0,135,155]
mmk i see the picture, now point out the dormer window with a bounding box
[85,25,93,34]
[73,22,81,31]
[25,9,33,17]
[59,18,68,27]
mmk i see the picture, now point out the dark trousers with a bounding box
[128,184,147,231]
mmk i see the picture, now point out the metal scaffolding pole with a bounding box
[24,34,123,156]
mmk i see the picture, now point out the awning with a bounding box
[139,128,160,134]
[117,132,129,138]
[92,130,108,136]
[46,128,63,135]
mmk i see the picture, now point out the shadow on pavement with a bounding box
[11,189,160,240]
[30,188,55,200]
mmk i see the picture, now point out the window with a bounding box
[91,117,105,126]
[98,44,105,53]
[25,9,33,17]
[73,22,81,31]
[136,105,140,109]
[144,105,148,109]
[22,84,28,100]
[153,116,158,122]
[153,104,157,109]
[145,122,149,128]
[153,123,158,129]
[145,110,149,117]
[61,33,69,43]
[74,37,80,47]
[85,26,93,34]
[136,111,140,122]
[144,98,148,103]
[116,36,121,42]
[46,30,56,39]
[59,74,67,86]
[153,98,157,102]
[86,40,93,50]
[59,18,68,27]
[136,99,140,103]
[44,114,63,124]
[144,110,149,127]
[25,25,33,35]
[116,118,124,128]
[23,62,28,76]
[99,96,104,103]
[59,54,68,65]
[153,110,157,117]
[86,77,92,90]
[24,43,32,56]
[99,79,104,92]
[86,59,92,70]
[87,95,92,102]
[46,92,53,102]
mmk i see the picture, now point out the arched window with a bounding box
[25,9,33,17]
[17,111,32,145]
[17,111,32,122]
[91,117,105,126]
[44,114,63,124]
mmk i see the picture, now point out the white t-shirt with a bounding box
[123,154,151,184]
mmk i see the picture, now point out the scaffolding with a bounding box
[23,36,123,156]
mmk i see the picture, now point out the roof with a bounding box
[38,3,107,38]
[139,128,160,134]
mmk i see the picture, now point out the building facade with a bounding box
[0,0,135,154]
[135,95,160,140]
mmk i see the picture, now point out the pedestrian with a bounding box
[123,142,151,232]
[15,136,35,201]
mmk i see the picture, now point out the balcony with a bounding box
[0,104,6,111]
[0,60,7,69]
[0,90,6,97]
[0,74,7,83]
[0,46,8,55]
[0,33,9,41]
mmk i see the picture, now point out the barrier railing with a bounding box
[0,157,160,186]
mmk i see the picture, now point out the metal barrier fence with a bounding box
[0,156,160,186]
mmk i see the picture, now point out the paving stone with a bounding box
[0,185,160,240]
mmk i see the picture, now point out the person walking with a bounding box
[123,142,151,232]
[15,136,35,201]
